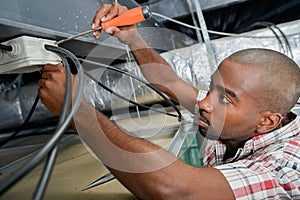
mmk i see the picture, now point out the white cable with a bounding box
[152,12,300,39]
[152,12,236,37]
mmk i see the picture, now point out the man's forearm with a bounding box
[73,101,179,199]
[128,32,179,88]
[127,32,198,111]
[72,101,234,200]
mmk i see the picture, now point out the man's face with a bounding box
[196,58,263,142]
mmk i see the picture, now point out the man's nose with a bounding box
[197,93,213,113]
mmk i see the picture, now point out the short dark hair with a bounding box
[228,48,300,114]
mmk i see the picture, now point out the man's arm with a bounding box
[130,35,199,112]
[38,64,235,200]
[76,104,235,200]
[92,3,198,112]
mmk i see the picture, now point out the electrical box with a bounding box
[0,36,61,74]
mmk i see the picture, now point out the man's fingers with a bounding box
[41,72,48,80]
[42,63,63,72]
[38,79,53,90]
[103,2,119,22]
[40,63,66,91]
[41,71,57,81]
[93,4,112,39]
[93,4,112,28]
[92,3,128,39]
[38,79,46,88]
[105,26,120,35]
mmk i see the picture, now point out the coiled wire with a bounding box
[0,45,84,198]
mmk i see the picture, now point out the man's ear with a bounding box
[256,111,282,134]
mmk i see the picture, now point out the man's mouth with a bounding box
[195,114,210,129]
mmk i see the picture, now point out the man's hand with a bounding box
[38,63,76,116]
[92,2,143,47]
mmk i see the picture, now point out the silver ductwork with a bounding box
[1,19,300,131]
[84,19,300,110]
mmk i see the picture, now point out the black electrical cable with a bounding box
[263,22,294,59]
[33,52,73,200]
[266,26,286,55]
[0,44,180,197]
[0,134,79,181]
[79,58,182,121]
[0,94,40,148]
[45,45,81,75]
[81,58,182,120]
[0,45,84,196]
[0,125,62,141]
[247,21,294,58]
[247,22,285,54]
[84,71,178,118]
[0,43,12,52]
[34,145,58,199]
[2,131,77,142]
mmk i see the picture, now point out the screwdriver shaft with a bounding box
[54,27,102,45]
[54,6,151,45]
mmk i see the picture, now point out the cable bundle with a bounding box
[0,45,84,199]
[0,44,183,199]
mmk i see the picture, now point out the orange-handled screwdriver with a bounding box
[102,6,151,30]
[55,6,151,45]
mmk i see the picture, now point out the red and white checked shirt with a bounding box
[202,114,300,200]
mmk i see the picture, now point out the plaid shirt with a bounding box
[202,115,300,200]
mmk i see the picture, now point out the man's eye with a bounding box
[220,94,231,104]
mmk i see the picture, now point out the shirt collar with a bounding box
[244,114,300,152]
[204,114,300,165]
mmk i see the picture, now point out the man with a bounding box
[38,2,300,199]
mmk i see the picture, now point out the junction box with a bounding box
[0,36,61,74]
